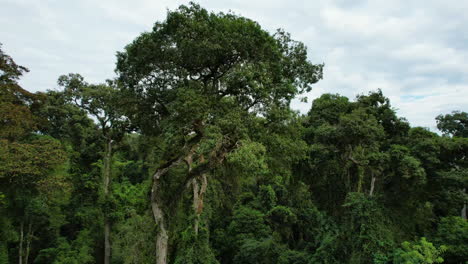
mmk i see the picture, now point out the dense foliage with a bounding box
[0,4,466,264]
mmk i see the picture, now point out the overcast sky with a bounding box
[1,0,467,130]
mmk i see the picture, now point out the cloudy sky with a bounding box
[1,0,467,130]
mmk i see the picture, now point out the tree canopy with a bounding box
[0,3,467,264]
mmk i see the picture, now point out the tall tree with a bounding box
[436,111,468,219]
[436,111,468,138]
[57,74,128,264]
[0,44,41,141]
[0,44,67,264]
[116,3,323,263]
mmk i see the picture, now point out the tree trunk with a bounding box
[346,170,351,192]
[155,216,168,264]
[149,134,216,264]
[356,166,364,193]
[369,174,376,197]
[462,204,467,220]
[104,139,112,264]
[104,222,111,264]
[192,174,208,235]
[104,139,112,196]
[18,221,23,264]
[151,156,185,264]
[24,222,32,264]
[150,149,201,264]
[462,188,467,220]
[152,169,169,264]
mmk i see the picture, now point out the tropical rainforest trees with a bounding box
[57,73,129,264]
[0,3,467,264]
[437,111,468,138]
[436,111,468,219]
[115,4,323,263]
[0,45,67,264]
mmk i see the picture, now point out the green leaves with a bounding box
[58,73,129,139]
[393,237,445,264]
[112,212,156,264]
[433,216,468,263]
[227,141,267,177]
[436,111,468,138]
[2,4,468,264]
[35,230,94,264]
[0,45,44,141]
[116,2,322,136]
[0,43,28,84]
[0,136,66,185]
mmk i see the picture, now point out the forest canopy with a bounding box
[0,3,467,264]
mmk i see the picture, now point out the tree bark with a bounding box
[104,139,112,264]
[18,221,23,264]
[24,222,32,264]
[462,188,467,220]
[104,139,112,196]
[151,156,185,264]
[104,222,111,264]
[152,169,170,264]
[192,174,208,235]
[356,166,364,193]
[462,204,467,220]
[149,134,230,264]
[369,173,376,197]
[348,153,364,193]
[345,168,351,192]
